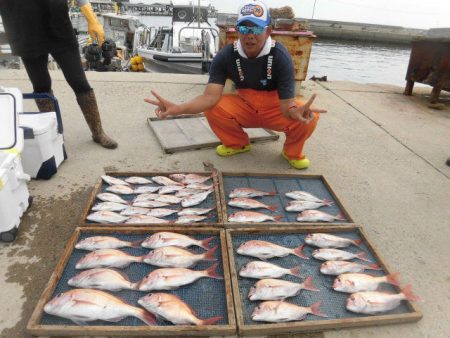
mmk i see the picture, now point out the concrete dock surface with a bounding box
[0,69,449,338]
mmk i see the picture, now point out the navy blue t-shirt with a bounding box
[208,41,295,100]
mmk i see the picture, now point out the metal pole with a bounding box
[198,0,201,27]
[312,0,317,19]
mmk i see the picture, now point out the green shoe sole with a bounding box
[216,144,251,157]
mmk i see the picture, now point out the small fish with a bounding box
[333,272,400,293]
[86,211,128,224]
[125,176,153,185]
[133,185,161,194]
[285,200,333,212]
[75,249,144,269]
[137,264,223,291]
[96,193,129,204]
[312,248,370,262]
[147,208,179,217]
[133,193,159,202]
[68,268,139,291]
[251,300,327,322]
[105,185,135,195]
[75,236,142,251]
[168,173,186,182]
[296,210,346,222]
[237,240,307,260]
[177,207,214,216]
[138,293,222,326]
[120,206,150,216]
[320,261,382,275]
[158,185,185,194]
[305,233,362,248]
[44,289,155,326]
[132,200,170,208]
[152,176,184,186]
[285,191,326,202]
[239,261,301,279]
[181,190,213,207]
[186,182,214,190]
[175,188,205,197]
[154,194,181,204]
[175,215,209,224]
[141,232,214,250]
[143,246,217,268]
[229,188,276,198]
[228,198,277,211]
[91,202,128,212]
[101,175,129,186]
[125,215,171,224]
[346,285,419,314]
[169,173,213,185]
[228,211,283,223]
[248,276,319,301]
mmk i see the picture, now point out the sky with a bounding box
[208,0,450,29]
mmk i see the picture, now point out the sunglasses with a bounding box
[236,25,268,35]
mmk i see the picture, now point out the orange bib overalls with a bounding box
[205,89,319,160]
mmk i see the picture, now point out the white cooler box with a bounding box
[19,112,67,179]
[0,145,31,242]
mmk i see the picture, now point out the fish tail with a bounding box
[303,275,320,291]
[293,244,309,259]
[353,239,363,247]
[267,191,277,195]
[309,301,328,318]
[273,215,284,221]
[323,199,334,206]
[386,272,401,286]
[200,236,215,250]
[136,308,157,325]
[289,265,302,277]
[130,239,144,248]
[205,263,223,279]
[401,284,420,301]
[268,204,278,212]
[356,251,371,262]
[367,263,382,270]
[203,245,218,261]
[335,212,347,221]
[200,316,222,326]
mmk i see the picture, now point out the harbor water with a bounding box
[138,15,413,87]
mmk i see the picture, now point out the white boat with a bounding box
[136,0,219,74]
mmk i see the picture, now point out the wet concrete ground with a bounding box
[0,69,449,337]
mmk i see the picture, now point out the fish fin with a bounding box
[303,275,320,291]
[130,239,144,248]
[105,315,127,323]
[203,245,218,261]
[323,199,334,206]
[268,204,278,212]
[293,244,309,259]
[289,265,302,277]
[367,263,382,270]
[335,212,347,221]
[273,215,284,221]
[200,316,222,326]
[309,301,328,317]
[356,251,371,262]
[71,319,89,326]
[136,309,157,325]
[201,236,215,250]
[205,263,223,279]
[353,239,363,247]
[386,272,401,286]
[401,284,421,301]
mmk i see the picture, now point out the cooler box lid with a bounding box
[19,114,57,136]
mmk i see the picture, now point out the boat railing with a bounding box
[178,26,219,55]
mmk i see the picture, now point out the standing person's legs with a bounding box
[51,48,118,149]
[21,54,55,112]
